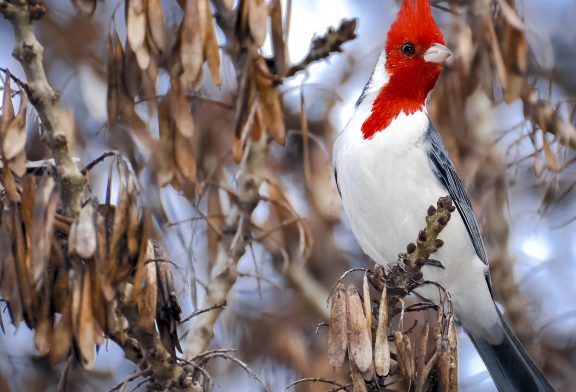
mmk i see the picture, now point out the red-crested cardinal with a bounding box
[333,1,554,391]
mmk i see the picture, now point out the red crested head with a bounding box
[361,0,451,139]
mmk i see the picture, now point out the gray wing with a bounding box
[425,126,489,266]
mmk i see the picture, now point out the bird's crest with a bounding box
[387,0,444,53]
[360,0,446,139]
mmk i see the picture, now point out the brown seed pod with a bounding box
[328,283,347,372]
[346,285,373,373]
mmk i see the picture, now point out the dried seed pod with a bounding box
[374,283,390,377]
[248,0,268,47]
[415,321,430,388]
[363,273,372,334]
[447,316,458,389]
[346,285,373,373]
[328,283,347,372]
[69,201,97,259]
[438,344,451,392]
[403,334,415,380]
[395,330,415,382]
[350,361,368,392]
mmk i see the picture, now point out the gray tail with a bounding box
[468,308,555,392]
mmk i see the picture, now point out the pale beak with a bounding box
[423,43,452,64]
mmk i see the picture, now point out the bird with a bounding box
[332,1,554,391]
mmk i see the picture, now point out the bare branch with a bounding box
[0,0,85,215]
[286,18,358,77]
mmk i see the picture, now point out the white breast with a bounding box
[333,107,501,343]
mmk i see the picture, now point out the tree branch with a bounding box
[184,138,266,359]
[0,0,85,216]
[286,18,357,77]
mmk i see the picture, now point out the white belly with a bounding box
[333,110,501,343]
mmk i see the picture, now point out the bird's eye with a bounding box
[401,42,416,56]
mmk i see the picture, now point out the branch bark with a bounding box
[0,0,85,216]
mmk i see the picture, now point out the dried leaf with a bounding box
[233,55,258,162]
[2,93,27,161]
[362,273,371,334]
[35,314,52,355]
[374,283,390,377]
[346,285,372,373]
[12,208,33,323]
[495,0,525,31]
[447,316,458,390]
[107,32,122,127]
[71,270,82,338]
[270,0,287,77]
[350,361,368,392]
[103,176,131,300]
[154,97,176,186]
[179,0,207,87]
[203,4,221,86]
[123,41,143,99]
[168,81,195,138]
[0,224,22,325]
[255,57,285,145]
[1,166,20,202]
[395,330,415,382]
[438,344,451,392]
[130,210,151,299]
[30,176,59,289]
[69,201,97,259]
[156,244,182,356]
[147,0,167,53]
[0,75,14,135]
[235,0,251,43]
[126,201,140,258]
[126,0,150,70]
[50,295,72,365]
[328,283,347,372]
[415,321,430,388]
[174,127,197,184]
[137,241,157,333]
[0,77,20,200]
[77,270,95,369]
[486,15,508,91]
[248,0,268,47]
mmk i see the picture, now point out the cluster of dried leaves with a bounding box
[0,130,183,389]
[309,197,457,392]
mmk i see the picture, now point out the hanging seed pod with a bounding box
[395,330,415,382]
[374,282,390,377]
[346,285,373,373]
[328,282,347,372]
[350,360,368,392]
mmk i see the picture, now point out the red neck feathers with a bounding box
[361,0,445,140]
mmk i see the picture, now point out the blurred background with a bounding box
[1,0,576,391]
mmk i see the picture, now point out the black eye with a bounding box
[401,42,416,56]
